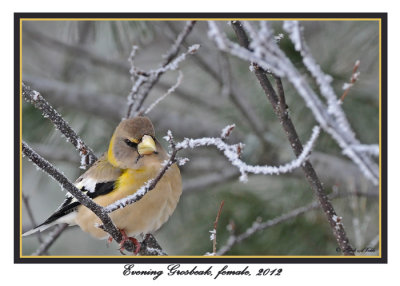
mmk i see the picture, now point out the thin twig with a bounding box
[231,21,354,256]
[212,201,225,254]
[175,124,320,182]
[217,189,377,255]
[162,21,197,66]
[32,223,68,256]
[22,194,46,252]
[217,200,321,255]
[340,60,361,102]
[105,132,180,213]
[144,70,183,114]
[126,21,197,118]
[22,82,97,168]
[208,21,378,185]
[106,121,318,213]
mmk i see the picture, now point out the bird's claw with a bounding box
[118,229,141,255]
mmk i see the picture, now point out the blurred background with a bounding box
[21,20,380,256]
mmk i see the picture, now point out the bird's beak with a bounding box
[138,135,157,155]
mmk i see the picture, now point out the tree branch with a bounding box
[208,21,378,185]
[32,224,68,256]
[126,21,197,118]
[22,82,97,168]
[22,141,136,253]
[22,194,47,253]
[230,21,354,255]
[217,190,378,255]
[211,200,225,254]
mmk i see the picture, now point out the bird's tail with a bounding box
[22,222,55,237]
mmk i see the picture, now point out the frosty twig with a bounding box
[22,82,97,169]
[208,21,378,186]
[126,21,197,118]
[229,21,355,255]
[22,141,137,254]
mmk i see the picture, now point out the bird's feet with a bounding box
[106,229,141,255]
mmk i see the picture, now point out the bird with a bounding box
[23,116,182,255]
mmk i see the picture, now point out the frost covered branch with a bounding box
[104,132,181,213]
[106,123,318,213]
[126,21,197,118]
[22,141,138,254]
[350,144,379,157]
[283,22,378,185]
[228,21,355,255]
[22,82,97,169]
[177,125,321,182]
[208,21,378,186]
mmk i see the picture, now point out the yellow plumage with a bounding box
[23,116,182,252]
[76,155,181,239]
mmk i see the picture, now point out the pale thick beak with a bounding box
[138,135,157,155]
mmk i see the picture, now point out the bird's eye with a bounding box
[124,139,138,148]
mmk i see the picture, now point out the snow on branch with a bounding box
[283,21,355,139]
[22,82,97,169]
[22,141,138,254]
[229,21,355,255]
[349,144,379,157]
[105,133,180,214]
[177,125,321,182]
[207,20,379,186]
[126,21,197,118]
[105,124,320,215]
[282,21,378,184]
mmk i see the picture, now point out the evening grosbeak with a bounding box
[23,116,182,254]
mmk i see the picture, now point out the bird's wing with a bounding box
[23,154,122,236]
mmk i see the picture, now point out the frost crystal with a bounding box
[188,44,200,54]
[274,33,284,42]
[342,83,353,90]
[221,124,235,139]
[209,229,216,241]
[32,90,40,101]
[178,157,189,166]
[105,179,153,212]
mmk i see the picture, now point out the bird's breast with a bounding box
[75,163,182,239]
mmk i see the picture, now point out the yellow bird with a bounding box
[23,116,182,254]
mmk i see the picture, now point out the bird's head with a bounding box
[107,116,165,169]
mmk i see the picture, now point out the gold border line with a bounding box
[20,18,382,21]
[19,17,383,259]
[21,18,381,21]
[20,18,23,258]
[378,18,382,257]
